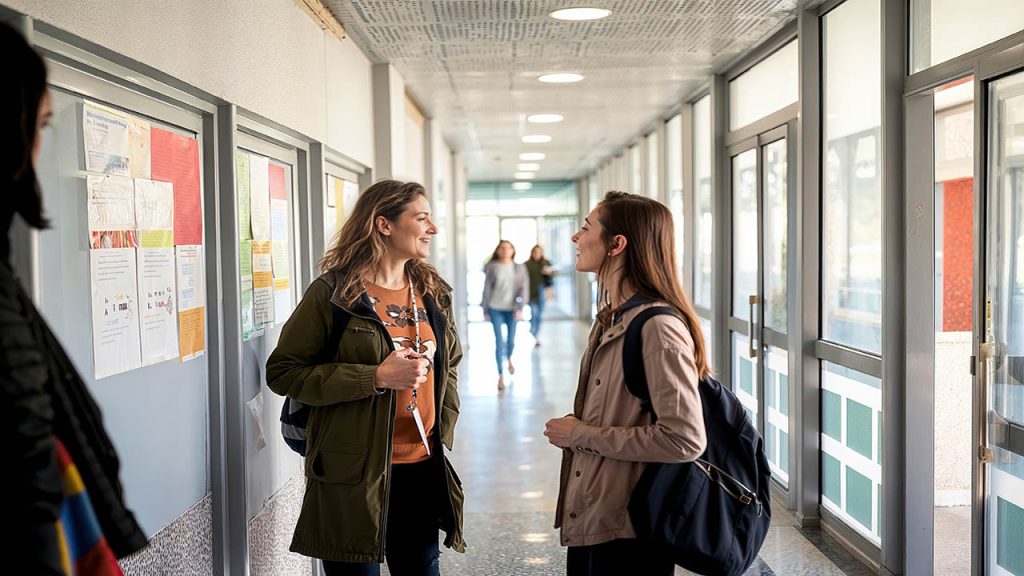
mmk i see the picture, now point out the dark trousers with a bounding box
[322,458,442,576]
[566,538,674,576]
[487,308,516,373]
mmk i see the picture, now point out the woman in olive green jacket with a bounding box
[267,180,464,575]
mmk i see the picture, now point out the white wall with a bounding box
[4,0,376,169]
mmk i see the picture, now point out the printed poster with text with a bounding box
[151,127,202,246]
[87,174,138,249]
[249,154,271,241]
[252,241,273,326]
[137,248,179,366]
[90,248,142,379]
[176,245,206,362]
[83,102,130,177]
[134,179,174,248]
[240,239,259,341]
[237,151,252,241]
[269,163,292,323]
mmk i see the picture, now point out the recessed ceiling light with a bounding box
[538,73,584,83]
[512,182,533,191]
[517,163,540,171]
[549,7,612,21]
[519,152,546,161]
[514,172,536,180]
[527,113,564,124]
[522,135,552,144]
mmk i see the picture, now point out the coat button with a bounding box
[595,378,601,386]
[575,470,581,477]
[570,512,577,519]
[564,537,571,544]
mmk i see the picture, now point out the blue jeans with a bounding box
[487,308,517,374]
[529,292,545,337]
[321,458,441,576]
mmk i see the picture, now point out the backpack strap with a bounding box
[622,306,681,423]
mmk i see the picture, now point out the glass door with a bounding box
[729,124,794,489]
[984,70,1024,576]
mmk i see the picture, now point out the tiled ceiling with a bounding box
[324,0,809,182]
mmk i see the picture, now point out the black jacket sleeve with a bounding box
[0,271,64,574]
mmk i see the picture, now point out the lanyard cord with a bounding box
[408,275,420,411]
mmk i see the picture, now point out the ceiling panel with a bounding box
[324,0,807,181]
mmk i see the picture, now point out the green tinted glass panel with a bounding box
[766,422,777,463]
[823,389,842,441]
[846,399,873,459]
[823,452,842,504]
[846,467,873,530]
[998,498,1024,574]
[780,373,789,416]
[740,356,753,394]
[766,367,777,409]
[877,411,883,465]
[780,431,789,471]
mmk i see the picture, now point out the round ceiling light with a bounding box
[522,135,552,144]
[512,182,533,191]
[538,73,584,83]
[549,7,611,21]
[517,163,541,171]
[514,172,536,180]
[527,113,564,124]
[519,152,546,161]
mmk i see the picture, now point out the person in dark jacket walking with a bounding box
[0,22,147,574]
[267,179,464,576]
[524,244,554,347]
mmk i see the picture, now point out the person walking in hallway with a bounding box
[0,23,147,574]
[267,180,464,576]
[525,244,554,347]
[482,240,528,390]
[544,191,708,576]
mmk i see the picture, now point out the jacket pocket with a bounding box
[310,443,367,485]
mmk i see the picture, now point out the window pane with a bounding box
[630,144,642,194]
[911,0,1024,73]
[729,40,799,131]
[764,138,788,332]
[732,333,759,428]
[821,361,882,545]
[694,95,714,309]
[732,149,758,320]
[765,346,790,486]
[822,0,882,354]
[645,131,659,199]
[666,115,685,281]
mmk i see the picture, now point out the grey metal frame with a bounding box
[681,103,696,299]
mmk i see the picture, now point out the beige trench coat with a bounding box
[554,299,707,547]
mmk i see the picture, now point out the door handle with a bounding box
[748,294,758,358]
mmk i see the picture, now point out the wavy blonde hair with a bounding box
[319,180,449,308]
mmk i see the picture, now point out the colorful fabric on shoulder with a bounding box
[55,438,125,576]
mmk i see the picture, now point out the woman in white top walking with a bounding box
[482,240,528,390]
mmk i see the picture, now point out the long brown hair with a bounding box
[489,240,515,262]
[319,179,449,308]
[596,191,711,378]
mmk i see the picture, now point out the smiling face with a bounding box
[571,207,608,274]
[380,194,437,260]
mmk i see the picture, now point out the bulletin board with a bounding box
[33,59,210,537]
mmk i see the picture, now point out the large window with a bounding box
[729,40,799,131]
[693,95,713,310]
[630,144,642,194]
[911,0,1024,73]
[645,131,659,199]
[666,115,684,282]
[822,0,882,355]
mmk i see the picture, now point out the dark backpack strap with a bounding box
[622,306,681,422]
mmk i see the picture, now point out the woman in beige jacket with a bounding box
[545,191,709,576]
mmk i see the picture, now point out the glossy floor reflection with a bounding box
[382,319,873,575]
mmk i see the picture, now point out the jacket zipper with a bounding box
[344,308,396,562]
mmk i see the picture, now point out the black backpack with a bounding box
[278,303,351,456]
[623,306,771,576]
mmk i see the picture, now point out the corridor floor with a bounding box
[410,320,874,576]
